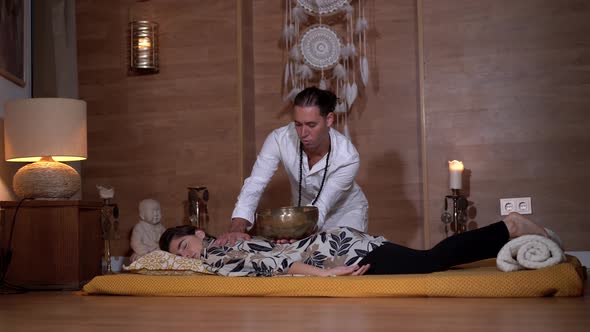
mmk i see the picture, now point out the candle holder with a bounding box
[188,186,209,231]
[441,189,469,236]
[100,198,119,274]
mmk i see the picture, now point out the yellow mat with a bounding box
[82,256,586,297]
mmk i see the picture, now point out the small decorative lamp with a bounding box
[129,20,159,73]
[441,160,469,236]
[4,98,87,199]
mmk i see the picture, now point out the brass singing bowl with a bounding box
[254,206,319,240]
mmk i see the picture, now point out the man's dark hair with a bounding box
[293,87,337,117]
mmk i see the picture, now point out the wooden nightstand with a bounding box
[0,200,104,290]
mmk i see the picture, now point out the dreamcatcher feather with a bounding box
[297,63,314,80]
[283,23,296,43]
[356,1,369,86]
[284,62,290,86]
[289,45,302,61]
[333,63,346,80]
[284,86,303,102]
[292,5,307,24]
[342,2,354,19]
[319,74,329,90]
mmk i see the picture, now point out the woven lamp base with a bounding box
[13,160,81,199]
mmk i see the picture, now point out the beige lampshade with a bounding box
[4,98,87,162]
[3,98,87,199]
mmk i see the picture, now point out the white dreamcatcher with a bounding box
[282,0,369,138]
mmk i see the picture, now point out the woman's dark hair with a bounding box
[293,87,337,117]
[159,225,198,252]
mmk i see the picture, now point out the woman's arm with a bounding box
[286,262,370,276]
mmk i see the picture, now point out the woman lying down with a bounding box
[159,212,552,277]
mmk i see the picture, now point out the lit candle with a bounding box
[137,37,152,50]
[448,160,464,189]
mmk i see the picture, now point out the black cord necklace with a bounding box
[297,141,331,207]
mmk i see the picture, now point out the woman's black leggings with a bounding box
[361,221,510,275]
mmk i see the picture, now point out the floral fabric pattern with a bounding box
[203,227,389,277]
[123,250,213,275]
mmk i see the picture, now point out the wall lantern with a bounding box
[129,20,159,73]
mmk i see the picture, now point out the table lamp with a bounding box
[3,98,87,199]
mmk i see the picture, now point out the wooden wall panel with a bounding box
[76,0,590,256]
[422,0,590,249]
[77,0,241,255]
[239,0,257,180]
[251,0,424,248]
[250,0,292,214]
[354,0,423,248]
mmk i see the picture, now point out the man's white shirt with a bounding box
[231,123,368,232]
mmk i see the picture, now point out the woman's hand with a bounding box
[323,264,370,277]
[286,262,370,276]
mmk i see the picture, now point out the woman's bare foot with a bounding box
[503,212,548,238]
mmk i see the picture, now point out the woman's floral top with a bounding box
[202,227,389,277]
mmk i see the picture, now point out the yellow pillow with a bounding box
[123,250,213,275]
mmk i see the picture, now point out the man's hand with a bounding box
[213,218,252,247]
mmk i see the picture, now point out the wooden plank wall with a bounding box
[77,0,242,255]
[250,0,424,248]
[76,0,590,255]
[422,0,590,248]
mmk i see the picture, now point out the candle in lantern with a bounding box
[137,37,152,49]
[448,160,464,189]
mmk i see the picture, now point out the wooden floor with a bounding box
[1,277,588,332]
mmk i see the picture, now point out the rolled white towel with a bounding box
[496,233,566,272]
[544,228,563,248]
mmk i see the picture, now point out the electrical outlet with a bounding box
[500,197,532,215]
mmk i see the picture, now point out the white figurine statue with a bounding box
[130,198,166,262]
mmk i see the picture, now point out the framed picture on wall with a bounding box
[0,0,25,87]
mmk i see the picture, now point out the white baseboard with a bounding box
[566,251,590,267]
